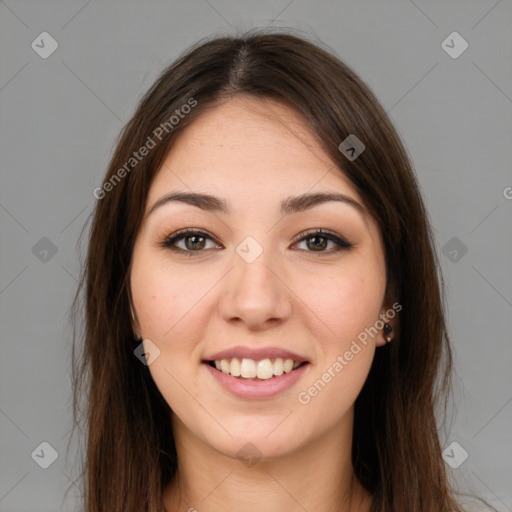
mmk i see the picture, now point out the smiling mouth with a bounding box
[205,357,309,380]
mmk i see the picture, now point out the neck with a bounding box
[163,411,372,512]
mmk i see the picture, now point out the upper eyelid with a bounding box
[164,228,219,243]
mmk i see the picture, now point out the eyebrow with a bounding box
[147,191,366,217]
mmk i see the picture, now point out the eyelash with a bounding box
[159,228,354,257]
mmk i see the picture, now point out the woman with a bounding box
[71,30,494,511]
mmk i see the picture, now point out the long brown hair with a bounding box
[71,30,493,511]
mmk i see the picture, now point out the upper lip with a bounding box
[204,345,309,363]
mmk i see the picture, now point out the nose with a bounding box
[219,249,292,330]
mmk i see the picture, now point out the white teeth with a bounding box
[273,358,284,376]
[256,358,273,380]
[230,357,241,377]
[211,357,304,379]
[283,358,294,373]
[221,359,230,374]
[240,358,257,378]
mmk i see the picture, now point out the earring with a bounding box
[383,323,393,343]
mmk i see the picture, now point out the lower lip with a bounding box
[203,362,310,399]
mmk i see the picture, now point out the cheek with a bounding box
[298,343,374,422]
[131,257,208,410]
[295,258,384,413]
[131,255,209,342]
[296,258,384,342]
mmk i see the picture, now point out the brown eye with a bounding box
[161,229,221,256]
[182,234,207,250]
[294,229,354,254]
[160,228,354,257]
[304,235,328,251]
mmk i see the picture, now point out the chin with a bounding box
[193,415,309,462]
[218,434,305,464]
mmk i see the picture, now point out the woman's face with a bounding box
[130,96,392,460]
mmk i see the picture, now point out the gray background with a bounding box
[1,1,511,511]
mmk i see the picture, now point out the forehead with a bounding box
[148,96,363,210]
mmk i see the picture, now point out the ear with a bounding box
[375,298,401,347]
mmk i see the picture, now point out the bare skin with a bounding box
[130,96,396,512]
